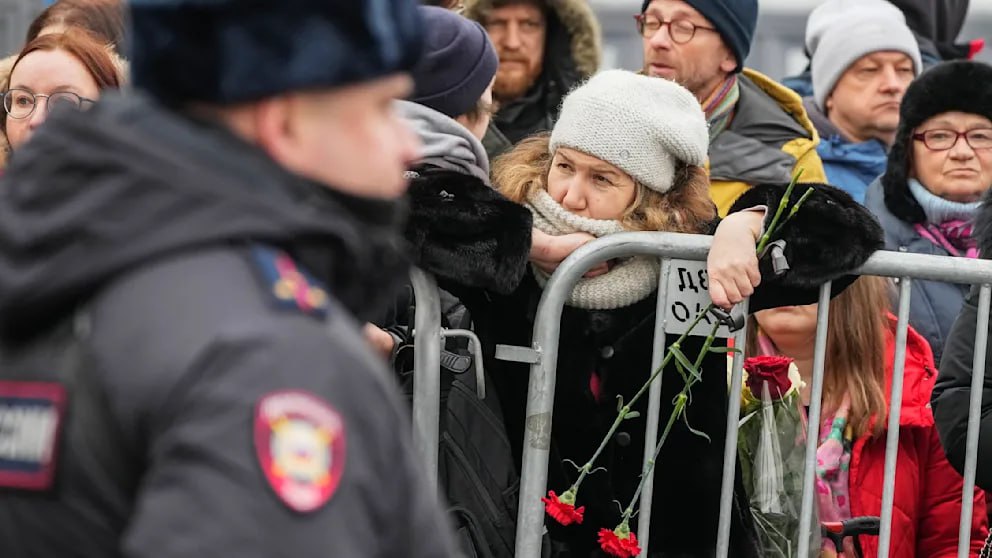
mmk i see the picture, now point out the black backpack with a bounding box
[386,286,520,558]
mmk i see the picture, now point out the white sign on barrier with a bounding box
[664,259,732,338]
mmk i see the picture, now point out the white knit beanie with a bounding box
[811,15,922,111]
[548,70,709,194]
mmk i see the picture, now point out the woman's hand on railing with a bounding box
[529,228,609,278]
[707,210,763,309]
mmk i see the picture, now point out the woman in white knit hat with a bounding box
[453,69,883,556]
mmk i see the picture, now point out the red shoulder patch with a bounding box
[254,391,346,513]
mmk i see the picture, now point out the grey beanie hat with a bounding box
[804,0,905,55]
[549,70,708,194]
[812,15,922,111]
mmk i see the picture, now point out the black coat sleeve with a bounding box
[931,284,992,490]
[728,182,884,312]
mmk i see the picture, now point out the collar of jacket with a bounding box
[865,179,926,244]
[803,97,889,162]
[708,68,821,185]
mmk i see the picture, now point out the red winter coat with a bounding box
[850,322,988,557]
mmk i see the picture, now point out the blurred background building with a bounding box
[0,0,990,81]
[591,0,991,79]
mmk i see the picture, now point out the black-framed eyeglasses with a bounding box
[912,128,992,151]
[634,14,717,43]
[2,89,96,120]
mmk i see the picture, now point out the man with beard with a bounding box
[801,0,922,203]
[463,0,601,160]
[639,0,828,215]
[0,0,459,556]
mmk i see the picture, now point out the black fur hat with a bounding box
[880,60,992,224]
[128,0,424,106]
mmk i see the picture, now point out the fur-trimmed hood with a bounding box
[461,0,601,79]
[880,60,992,225]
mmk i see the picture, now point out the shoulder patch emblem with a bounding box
[249,245,329,318]
[0,381,67,491]
[254,390,346,513]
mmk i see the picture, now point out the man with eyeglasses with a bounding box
[462,0,601,160]
[0,1,460,556]
[638,0,828,216]
[799,0,922,204]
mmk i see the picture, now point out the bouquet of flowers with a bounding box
[734,355,819,557]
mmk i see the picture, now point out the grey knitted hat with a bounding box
[804,0,904,56]
[549,70,709,194]
[811,13,922,110]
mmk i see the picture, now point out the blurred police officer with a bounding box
[0,1,459,557]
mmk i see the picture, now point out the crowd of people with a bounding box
[0,0,990,557]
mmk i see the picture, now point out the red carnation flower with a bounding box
[541,490,585,526]
[744,355,794,400]
[598,526,641,557]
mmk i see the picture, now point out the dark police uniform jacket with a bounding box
[0,93,457,558]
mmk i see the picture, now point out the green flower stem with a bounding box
[775,185,815,234]
[568,303,714,491]
[756,168,804,254]
[618,320,721,522]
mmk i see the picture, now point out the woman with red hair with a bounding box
[1,28,124,160]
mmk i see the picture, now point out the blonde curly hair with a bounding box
[493,133,717,233]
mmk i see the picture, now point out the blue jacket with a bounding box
[804,98,888,204]
[865,178,969,365]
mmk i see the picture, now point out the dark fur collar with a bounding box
[405,167,532,294]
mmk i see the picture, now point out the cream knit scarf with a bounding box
[526,189,659,310]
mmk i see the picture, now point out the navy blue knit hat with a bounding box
[641,0,758,72]
[409,7,498,118]
[128,0,424,105]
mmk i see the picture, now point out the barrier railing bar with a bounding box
[958,284,992,557]
[520,231,992,284]
[636,258,674,554]
[798,281,833,557]
[410,267,442,494]
[878,278,913,557]
[716,298,750,558]
[510,232,992,557]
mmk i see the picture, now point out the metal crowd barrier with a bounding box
[494,231,992,558]
[408,268,486,495]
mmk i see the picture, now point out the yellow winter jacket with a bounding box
[708,69,827,216]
